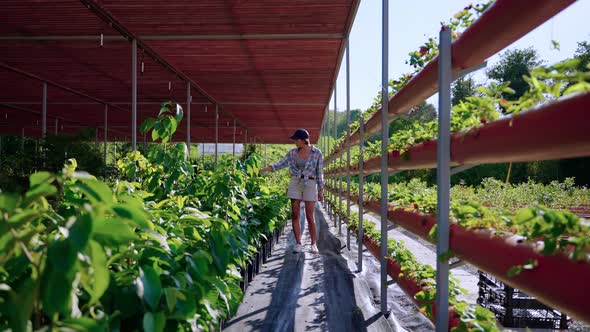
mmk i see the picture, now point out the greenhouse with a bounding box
[1,0,590,331]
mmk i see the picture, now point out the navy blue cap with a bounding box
[289,128,310,140]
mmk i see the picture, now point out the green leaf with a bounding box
[60,317,105,332]
[563,82,590,95]
[164,288,178,313]
[143,312,166,332]
[0,279,37,332]
[7,210,43,228]
[141,266,162,310]
[23,182,57,206]
[209,228,230,274]
[0,192,19,213]
[75,179,113,204]
[227,280,244,315]
[151,128,160,141]
[41,240,77,316]
[112,203,152,229]
[174,103,183,123]
[93,219,137,246]
[187,250,213,279]
[141,118,156,134]
[69,214,94,251]
[62,158,78,177]
[29,171,54,187]
[87,240,109,304]
[211,278,230,312]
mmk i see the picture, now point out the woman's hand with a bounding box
[259,166,272,174]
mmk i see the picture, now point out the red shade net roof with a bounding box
[0,0,360,143]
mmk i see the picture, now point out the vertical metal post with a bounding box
[358,116,365,271]
[42,82,47,138]
[339,153,343,235]
[346,38,352,248]
[54,118,58,135]
[435,27,452,332]
[104,105,108,176]
[42,82,47,167]
[131,39,138,151]
[202,140,205,165]
[21,128,25,152]
[380,0,389,315]
[232,120,236,156]
[0,135,2,168]
[214,104,219,169]
[186,82,191,149]
[333,88,338,227]
[327,109,331,215]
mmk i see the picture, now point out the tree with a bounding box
[451,76,477,106]
[573,41,590,72]
[389,101,436,136]
[486,47,543,100]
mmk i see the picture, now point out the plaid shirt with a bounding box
[271,146,324,189]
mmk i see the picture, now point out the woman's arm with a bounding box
[260,151,290,173]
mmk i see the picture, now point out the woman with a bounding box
[259,129,324,254]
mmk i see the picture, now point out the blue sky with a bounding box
[330,0,590,112]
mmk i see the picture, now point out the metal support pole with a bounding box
[21,128,25,152]
[346,38,352,249]
[380,0,389,315]
[214,104,218,169]
[42,82,47,167]
[333,88,338,228]
[42,82,47,138]
[55,118,58,135]
[358,116,365,271]
[339,153,343,235]
[104,105,108,176]
[435,27,452,332]
[232,120,236,156]
[131,39,137,151]
[186,82,191,149]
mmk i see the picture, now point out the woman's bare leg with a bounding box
[304,201,317,245]
[291,199,302,244]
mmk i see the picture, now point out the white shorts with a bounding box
[287,176,318,202]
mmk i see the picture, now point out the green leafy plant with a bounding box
[0,102,290,331]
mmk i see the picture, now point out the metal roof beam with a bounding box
[0,62,131,114]
[0,33,343,41]
[0,101,325,106]
[78,0,249,133]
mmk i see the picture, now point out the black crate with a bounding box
[477,271,568,329]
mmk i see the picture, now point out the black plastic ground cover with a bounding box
[223,205,376,332]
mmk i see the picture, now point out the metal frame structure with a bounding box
[321,0,587,329]
[345,38,352,249]
[379,0,389,315]
[435,27,452,331]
